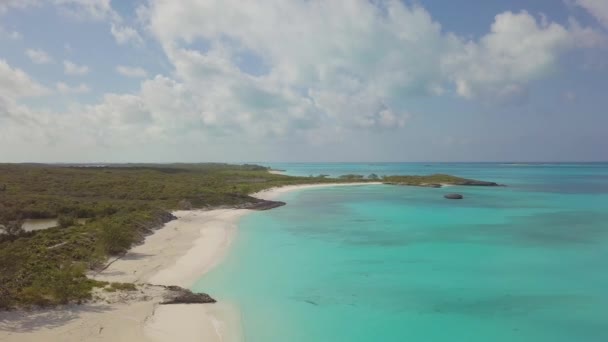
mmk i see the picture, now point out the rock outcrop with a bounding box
[444,193,463,200]
[161,286,216,305]
[234,198,286,210]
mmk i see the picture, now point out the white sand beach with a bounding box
[0,182,380,342]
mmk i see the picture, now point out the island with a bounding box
[0,164,500,317]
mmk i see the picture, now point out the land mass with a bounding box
[382,174,501,187]
[0,164,499,310]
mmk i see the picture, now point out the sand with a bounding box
[0,182,379,342]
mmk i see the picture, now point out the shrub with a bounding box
[5,220,24,235]
[58,215,76,228]
[339,174,364,180]
[108,282,137,292]
[98,220,133,255]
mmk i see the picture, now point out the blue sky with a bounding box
[0,0,607,162]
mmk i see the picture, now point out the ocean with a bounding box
[192,163,608,341]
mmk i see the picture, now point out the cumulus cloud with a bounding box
[0,60,48,99]
[111,23,144,46]
[53,0,118,21]
[0,0,38,13]
[25,48,53,64]
[132,1,597,135]
[574,0,608,28]
[53,0,144,46]
[0,59,49,128]
[444,11,593,99]
[0,0,604,157]
[116,65,148,78]
[0,27,22,40]
[1,0,144,47]
[63,60,90,75]
[56,82,90,94]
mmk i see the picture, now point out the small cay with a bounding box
[382,174,500,187]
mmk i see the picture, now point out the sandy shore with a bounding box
[0,182,380,342]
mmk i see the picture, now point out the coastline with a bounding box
[0,182,380,342]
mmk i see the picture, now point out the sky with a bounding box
[0,0,607,163]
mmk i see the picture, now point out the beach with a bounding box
[0,182,378,342]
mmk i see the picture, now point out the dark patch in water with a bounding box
[425,293,590,317]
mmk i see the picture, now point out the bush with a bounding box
[105,282,137,292]
[98,220,133,255]
[58,215,76,228]
[5,220,24,235]
[339,174,364,180]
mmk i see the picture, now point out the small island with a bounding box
[382,174,500,187]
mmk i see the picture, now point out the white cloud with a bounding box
[116,65,148,78]
[0,27,22,40]
[53,0,118,21]
[444,11,583,99]
[110,23,144,46]
[0,60,49,127]
[574,0,608,28]
[25,48,53,64]
[0,60,48,99]
[0,0,38,13]
[133,1,598,136]
[63,60,90,75]
[0,0,604,158]
[56,82,90,94]
[0,0,144,47]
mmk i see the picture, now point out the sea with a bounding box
[192,163,608,341]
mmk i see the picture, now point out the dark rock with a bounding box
[250,200,286,210]
[444,193,464,200]
[161,286,216,305]
[238,199,286,211]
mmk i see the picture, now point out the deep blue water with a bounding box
[193,163,608,341]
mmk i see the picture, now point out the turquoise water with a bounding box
[193,163,608,341]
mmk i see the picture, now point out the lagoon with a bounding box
[194,163,608,341]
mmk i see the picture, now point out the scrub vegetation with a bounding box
[0,164,496,309]
[0,163,347,309]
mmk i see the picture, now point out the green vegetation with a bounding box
[338,174,365,180]
[104,282,137,292]
[0,164,496,309]
[0,163,356,309]
[382,174,499,187]
[57,215,76,228]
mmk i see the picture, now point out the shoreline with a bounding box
[0,182,380,342]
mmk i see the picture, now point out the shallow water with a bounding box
[193,163,608,341]
[22,218,88,232]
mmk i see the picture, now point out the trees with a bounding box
[368,173,379,180]
[98,220,133,255]
[338,174,364,180]
[58,215,76,228]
